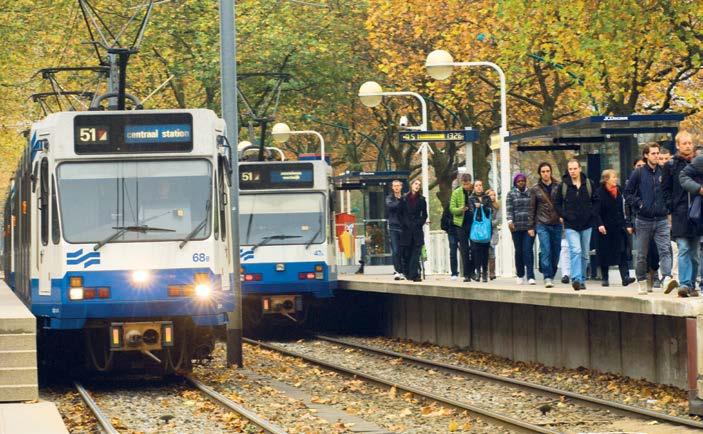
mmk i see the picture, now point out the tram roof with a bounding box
[506,113,685,151]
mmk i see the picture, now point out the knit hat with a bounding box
[513,172,526,186]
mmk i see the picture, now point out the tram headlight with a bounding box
[132,270,150,284]
[69,287,84,300]
[195,283,211,299]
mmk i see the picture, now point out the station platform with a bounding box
[0,281,38,402]
[0,402,67,434]
[337,274,703,402]
[338,274,703,317]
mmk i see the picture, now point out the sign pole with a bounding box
[219,0,243,367]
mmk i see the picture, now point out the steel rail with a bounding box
[315,334,703,431]
[183,375,288,434]
[243,337,558,434]
[74,382,119,434]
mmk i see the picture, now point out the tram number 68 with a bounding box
[192,253,210,262]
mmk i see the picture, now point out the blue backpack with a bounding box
[470,207,492,243]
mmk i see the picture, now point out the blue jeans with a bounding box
[511,230,535,279]
[389,228,403,274]
[448,229,459,276]
[565,228,592,283]
[676,237,700,289]
[634,218,672,281]
[536,224,563,279]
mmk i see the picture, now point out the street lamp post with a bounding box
[425,49,513,277]
[358,81,433,275]
[271,122,325,161]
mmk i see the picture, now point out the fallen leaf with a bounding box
[448,420,459,432]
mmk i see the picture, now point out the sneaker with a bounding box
[601,280,609,287]
[528,278,536,285]
[412,277,422,282]
[662,276,678,294]
[450,275,458,281]
[677,287,690,298]
[637,280,648,295]
[516,277,525,285]
[622,277,636,287]
[545,279,554,288]
[481,274,488,283]
[398,274,406,281]
[561,275,570,284]
[653,278,661,289]
[490,275,497,280]
[689,288,700,297]
[580,282,587,290]
[393,272,401,280]
[572,280,580,291]
[471,274,480,282]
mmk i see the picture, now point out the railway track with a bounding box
[74,377,287,434]
[243,337,559,434]
[312,334,703,431]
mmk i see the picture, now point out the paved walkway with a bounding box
[0,402,67,434]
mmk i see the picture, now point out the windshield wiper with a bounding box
[252,234,301,251]
[179,200,211,250]
[93,225,176,251]
[305,214,323,250]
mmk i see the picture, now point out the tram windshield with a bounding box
[240,193,325,247]
[57,160,211,243]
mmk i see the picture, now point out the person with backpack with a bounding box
[449,173,477,282]
[528,162,562,288]
[507,173,535,284]
[663,131,699,297]
[441,201,460,280]
[624,143,678,295]
[554,159,600,291]
[469,180,493,282]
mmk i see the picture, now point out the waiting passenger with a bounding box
[469,180,493,282]
[594,170,636,287]
[624,143,678,295]
[554,159,599,291]
[486,188,500,280]
[385,179,405,280]
[507,173,535,285]
[528,162,562,288]
[397,178,428,282]
[449,174,477,282]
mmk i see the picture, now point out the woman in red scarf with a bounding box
[594,169,636,287]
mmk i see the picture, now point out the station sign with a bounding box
[398,129,479,143]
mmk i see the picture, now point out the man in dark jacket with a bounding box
[528,162,562,288]
[663,131,699,297]
[385,179,404,280]
[624,143,678,295]
[507,173,534,284]
[554,159,600,291]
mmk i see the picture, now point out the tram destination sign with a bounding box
[398,129,479,143]
[74,112,193,154]
[240,162,315,190]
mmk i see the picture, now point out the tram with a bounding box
[238,156,337,326]
[2,109,235,372]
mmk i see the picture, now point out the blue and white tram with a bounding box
[238,157,337,324]
[2,109,235,372]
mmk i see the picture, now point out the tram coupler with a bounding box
[261,295,303,316]
[109,321,174,351]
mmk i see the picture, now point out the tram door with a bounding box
[362,185,392,267]
[37,156,52,296]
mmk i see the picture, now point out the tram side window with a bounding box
[39,158,48,246]
[51,176,60,244]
